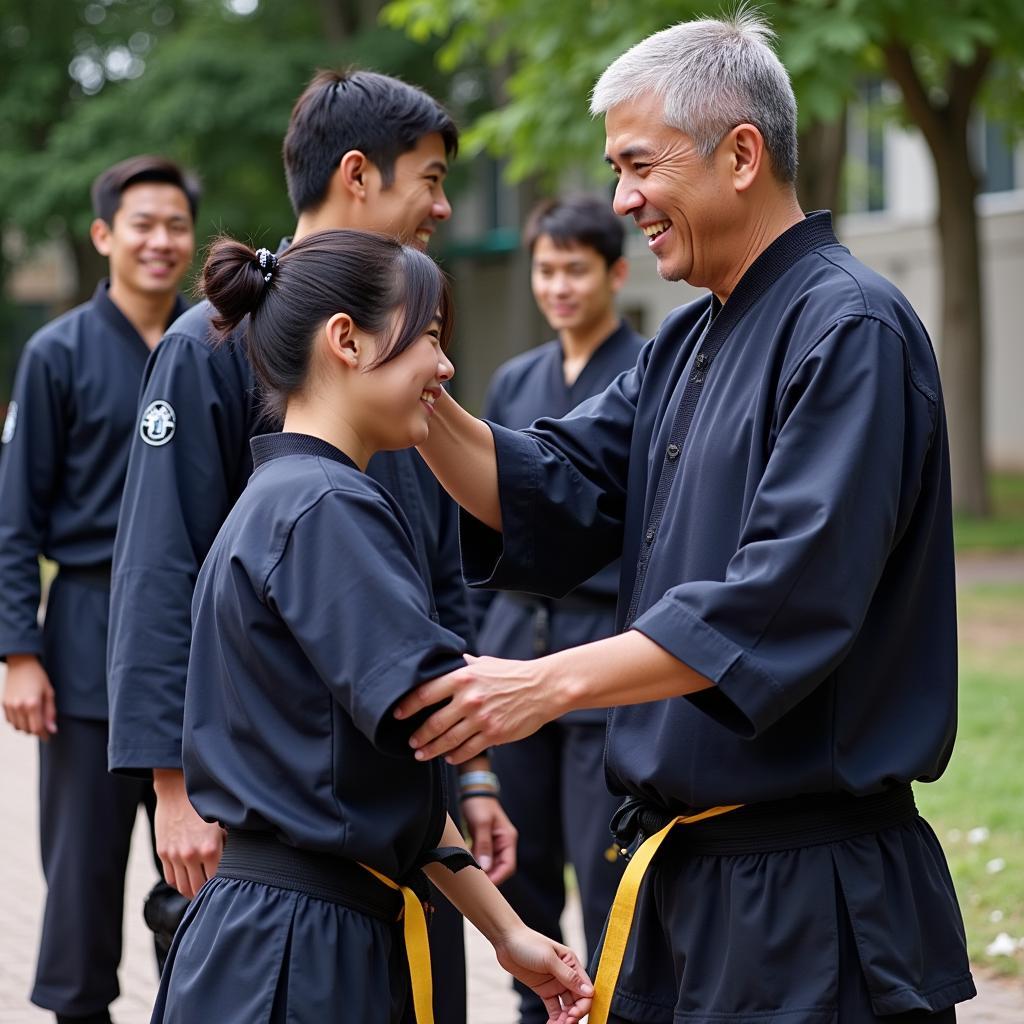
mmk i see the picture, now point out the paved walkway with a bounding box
[956,550,1024,587]
[1,677,1021,1022]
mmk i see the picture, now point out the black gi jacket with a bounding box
[184,432,466,879]
[461,212,958,808]
[0,282,188,718]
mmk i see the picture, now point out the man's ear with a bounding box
[90,217,113,258]
[609,256,629,294]
[323,312,361,369]
[726,123,766,194]
[336,150,370,200]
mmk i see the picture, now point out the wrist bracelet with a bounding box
[459,789,499,801]
[459,770,500,792]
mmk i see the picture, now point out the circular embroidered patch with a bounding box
[139,400,176,447]
[1,401,17,445]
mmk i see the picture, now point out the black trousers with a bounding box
[600,810,973,1023]
[31,715,160,1016]
[492,719,624,1024]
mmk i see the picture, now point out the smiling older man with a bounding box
[398,11,974,1024]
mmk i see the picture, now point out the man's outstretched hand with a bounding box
[395,654,566,764]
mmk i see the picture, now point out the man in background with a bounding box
[0,156,197,1024]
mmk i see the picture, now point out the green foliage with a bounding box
[0,0,450,261]
[383,0,1024,184]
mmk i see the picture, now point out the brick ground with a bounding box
[1,675,1020,1022]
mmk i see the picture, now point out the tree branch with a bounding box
[948,45,993,129]
[882,41,946,155]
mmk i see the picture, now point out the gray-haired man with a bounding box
[394,12,973,1023]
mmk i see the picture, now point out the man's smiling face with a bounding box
[604,92,728,287]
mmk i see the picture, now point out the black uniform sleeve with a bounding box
[460,355,644,599]
[632,316,926,737]
[0,340,68,659]
[107,332,254,774]
[265,486,468,756]
[465,371,508,633]
[429,483,478,648]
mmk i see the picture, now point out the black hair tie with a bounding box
[255,247,278,285]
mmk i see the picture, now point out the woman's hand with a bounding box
[494,926,593,1023]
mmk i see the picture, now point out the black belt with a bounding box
[58,562,112,587]
[218,830,404,922]
[611,784,918,857]
[218,830,479,922]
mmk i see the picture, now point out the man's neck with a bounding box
[107,279,179,350]
[293,208,346,242]
[712,193,805,305]
[559,309,620,386]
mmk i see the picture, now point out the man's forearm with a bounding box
[418,390,502,531]
[398,630,714,764]
[551,629,713,714]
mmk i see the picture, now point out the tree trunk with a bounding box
[882,43,991,517]
[932,133,990,516]
[796,109,847,215]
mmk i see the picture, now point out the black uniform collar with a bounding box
[597,318,638,354]
[91,279,190,347]
[708,210,839,340]
[251,431,359,471]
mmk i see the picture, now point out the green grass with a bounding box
[915,582,1024,975]
[954,474,1024,551]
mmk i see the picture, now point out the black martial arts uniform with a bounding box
[0,281,188,1018]
[108,283,472,1021]
[476,321,642,1023]
[151,432,468,1024]
[460,213,974,1022]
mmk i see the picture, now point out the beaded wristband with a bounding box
[459,770,500,792]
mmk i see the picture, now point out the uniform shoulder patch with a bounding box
[1,401,17,444]
[139,400,176,447]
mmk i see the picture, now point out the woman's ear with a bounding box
[323,312,361,370]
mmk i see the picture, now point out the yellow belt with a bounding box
[360,865,435,1024]
[588,804,743,1024]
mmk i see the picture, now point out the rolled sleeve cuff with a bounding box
[459,422,538,590]
[631,600,787,738]
[355,644,468,758]
[0,631,45,662]
[108,740,184,777]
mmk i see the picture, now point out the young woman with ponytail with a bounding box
[150,230,592,1024]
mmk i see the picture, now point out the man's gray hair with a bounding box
[590,10,798,184]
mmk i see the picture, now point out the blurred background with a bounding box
[0,0,1022,1012]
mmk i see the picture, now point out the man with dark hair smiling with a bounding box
[107,69,513,1024]
[0,154,196,1024]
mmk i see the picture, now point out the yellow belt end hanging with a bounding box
[587,805,743,1024]
[361,865,435,1024]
